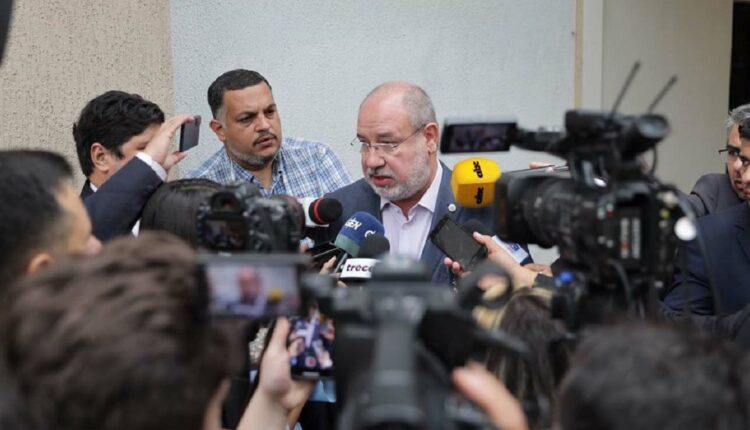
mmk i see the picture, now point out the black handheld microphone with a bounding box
[298,197,343,228]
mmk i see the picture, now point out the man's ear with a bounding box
[423,122,439,154]
[209,119,226,143]
[90,143,112,175]
[25,252,54,276]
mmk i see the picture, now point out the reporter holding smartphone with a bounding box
[73,90,196,241]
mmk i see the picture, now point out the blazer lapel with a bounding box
[359,181,383,223]
[421,163,462,279]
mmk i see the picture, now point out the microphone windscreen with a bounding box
[358,234,390,258]
[333,211,384,257]
[451,158,501,208]
[462,219,492,236]
[309,198,343,225]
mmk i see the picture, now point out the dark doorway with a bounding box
[730,2,750,109]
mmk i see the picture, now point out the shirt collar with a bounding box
[380,162,443,214]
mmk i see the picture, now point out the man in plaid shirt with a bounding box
[187,69,351,197]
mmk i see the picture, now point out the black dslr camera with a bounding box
[196,182,305,253]
[441,65,685,328]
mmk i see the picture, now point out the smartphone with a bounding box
[429,216,488,270]
[440,117,518,153]
[288,305,335,379]
[198,253,308,319]
[179,115,201,152]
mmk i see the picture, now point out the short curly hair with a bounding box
[0,232,236,430]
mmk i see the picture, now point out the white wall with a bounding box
[598,0,733,191]
[170,0,575,178]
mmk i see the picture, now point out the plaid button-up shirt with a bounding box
[186,137,352,197]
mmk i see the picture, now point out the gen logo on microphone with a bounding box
[344,218,362,230]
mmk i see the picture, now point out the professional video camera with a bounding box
[196,182,305,253]
[442,64,686,328]
[306,256,536,430]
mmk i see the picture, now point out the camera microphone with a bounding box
[298,197,343,227]
[450,158,502,208]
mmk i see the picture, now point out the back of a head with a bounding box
[0,150,73,288]
[207,69,271,118]
[140,178,221,247]
[0,232,234,430]
[481,288,570,415]
[72,90,165,177]
[558,321,750,430]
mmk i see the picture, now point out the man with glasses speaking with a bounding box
[686,103,750,217]
[322,81,530,284]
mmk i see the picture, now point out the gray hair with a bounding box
[725,103,750,138]
[363,81,437,130]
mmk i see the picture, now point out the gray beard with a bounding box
[365,146,431,202]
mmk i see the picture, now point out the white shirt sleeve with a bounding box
[135,152,167,181]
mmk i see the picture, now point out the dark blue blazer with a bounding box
[81,157,162,241]
[685,173,743,218]
[664,203,750,315]
[324,162,531,284]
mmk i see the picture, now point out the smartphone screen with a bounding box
[429,216,487,270]
[289,305,334,379]
[198,254,308,319]
[440,118,517,153]
[179,115,201,152]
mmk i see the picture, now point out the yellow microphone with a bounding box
[450,158,502,208]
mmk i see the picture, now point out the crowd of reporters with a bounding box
[1,67,750,430]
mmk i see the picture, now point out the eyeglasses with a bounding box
[718,146,741,159]
[350,126,425,155]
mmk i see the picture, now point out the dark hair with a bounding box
[140,179,221,246]
[207,69,271,118]
[739,118,750,140]
[0,232,235,430]
[557,321,750,430]
[73,90,164,177]
[480,288,570,425]
[0,150,74,289]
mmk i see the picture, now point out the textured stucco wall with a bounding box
[170,1,575,179]
[601,0,733,192]
[0,0,174,187]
